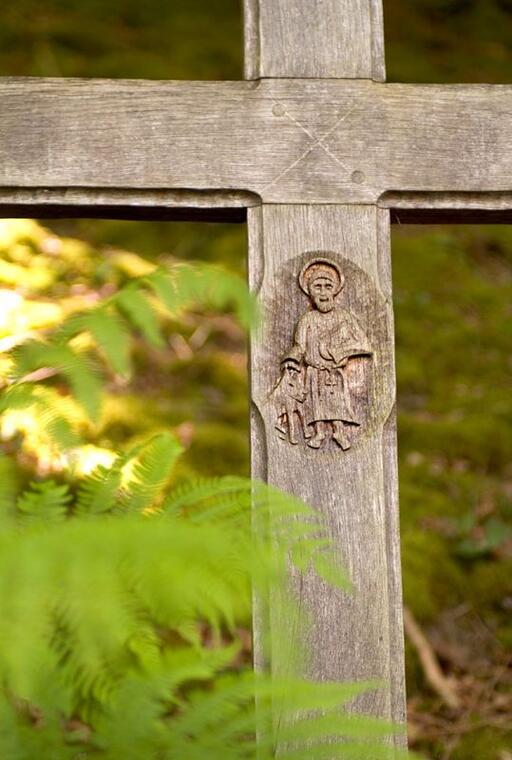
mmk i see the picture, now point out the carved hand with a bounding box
[281,358,301,373]
[319,342,335,361]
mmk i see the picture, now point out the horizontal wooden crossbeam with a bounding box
[3,187,512,225]
[2,78,511,208]
[0,188,256,223]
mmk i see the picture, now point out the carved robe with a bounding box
[284,307,371,429]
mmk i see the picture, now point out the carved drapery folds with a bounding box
[271,254,377,452]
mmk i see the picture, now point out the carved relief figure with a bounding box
[274,257,372,450]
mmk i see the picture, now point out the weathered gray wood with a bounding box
[380,190,512,212]
[0,188,256,222]
[2,78,512,205]
[243,0,386,81]
[3,0,510,742]
[381,190,512,224]
[249,204,406,731]
[3,185,512,225]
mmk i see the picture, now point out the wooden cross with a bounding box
[2,0,511,745]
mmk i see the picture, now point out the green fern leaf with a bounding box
[17,480,72,522]
[145,265,257,328]
[76,462,122,516]
[196,264,257,328]
[114,285,164,349]
[0,384,82,450]
[121,433,183,512]
[0,383,84,451]
[0,499,415,759]
[56,306,131,376]
[13,342,102,421]
[0,384,37,412]
[0,455,21,524]
[40,412,81,450]
[143,266,182,314]
[82,307,131,377]
[163,476,252,518]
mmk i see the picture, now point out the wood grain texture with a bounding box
[381,190,512,224]
[249,204,406,730]
[0,188,256,222]
[3,186,512,224]
[2,79,512,204]
[243,0,386,80]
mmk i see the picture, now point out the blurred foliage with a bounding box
[0,219,250,480]
[0,221,419,757]
[394,226,512,756]
[0,0,243,79]
[395,226,512,622]
[0,0,511,758]
[1,0,511,83]
[385,0,512,83]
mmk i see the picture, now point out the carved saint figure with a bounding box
[274,257,372,450]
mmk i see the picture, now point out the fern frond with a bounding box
[86,307,131,376]
[91,645,242,759]
[120,433,183,512]
[75,461,123,516]
[113,285,164,349]
[0,454,21,524]
[155,674,412,760]
[163,476,252,519]
[17,480,72,522]
[56,305,131,377]
[0,515,254,711]
[0,383,37,412]
[13,341,102,421]
[0,693,71,760]
[145,264,257,328]
[0,384,84,454]
[143,266,184,315]
[0,501,413,759]
[164,476,349,591]
[164,477,312,537]
[196,264,256,328]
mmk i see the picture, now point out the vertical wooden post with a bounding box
[249,206,405,728]
[244,0,386,81]
[246,0,406,735]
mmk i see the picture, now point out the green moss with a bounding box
[98,393,179,444]
[451,727,512,760]
[401,529,466,621]
[0,0,242,80]
[385,0,512,84]
[496,623,512,650]
[470,559,512,611]
[184,422,249,477]
[395,225,512,646]
[403,640,425,698]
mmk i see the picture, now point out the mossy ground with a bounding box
[0,1,511,757]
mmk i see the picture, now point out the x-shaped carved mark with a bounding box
[263,103,358,192]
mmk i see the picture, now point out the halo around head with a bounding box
[299,257,344,296]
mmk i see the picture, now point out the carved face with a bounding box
[309,276,336,312]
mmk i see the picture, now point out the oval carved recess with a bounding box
[258,251,394,454]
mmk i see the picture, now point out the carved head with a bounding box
[299,258,344,313]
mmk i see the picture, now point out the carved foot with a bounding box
[333,432,351,450]
[307,432,326,449]
[332,422,351,450]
